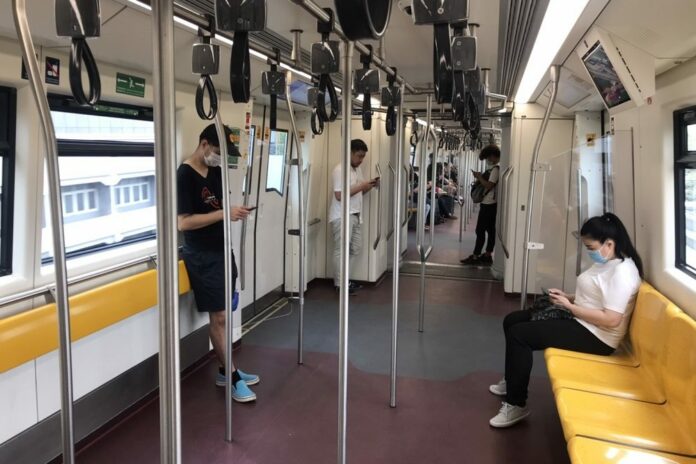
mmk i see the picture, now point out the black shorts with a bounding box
[182,246,238,313]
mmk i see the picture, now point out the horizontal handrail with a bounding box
[0,253,161,308]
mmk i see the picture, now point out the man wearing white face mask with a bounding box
[177,124,259,403]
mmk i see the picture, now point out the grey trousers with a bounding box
[331,214,362,287]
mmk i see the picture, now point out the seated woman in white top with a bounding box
[489,213,643,428]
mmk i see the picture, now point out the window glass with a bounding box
[42,107,155,262]
[0,159,4,257]
[686,168,696,269]
[265,129,288,194]
[688,124,696,152]
[51,111,154,143]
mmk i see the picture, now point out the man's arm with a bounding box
[178,210,224,231]
[334,180,373,201]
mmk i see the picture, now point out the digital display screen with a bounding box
[280,80,329,108]
[582,41,631,109]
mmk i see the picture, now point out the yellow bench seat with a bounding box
[568,437,696,464]
[545,343,639,367]
[556,388,696,456]
[547,355,665,403]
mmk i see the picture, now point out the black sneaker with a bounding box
[349,281,363,291]
[335,285,357,296]
[479,255,493,265]
[460,254,480,265]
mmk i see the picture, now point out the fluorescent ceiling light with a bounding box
[173,16,198,32]
[514,0,589,103]
[128,0,151,11]
[355,94,382,108]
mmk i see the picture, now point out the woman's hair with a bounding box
[580,213,644,277]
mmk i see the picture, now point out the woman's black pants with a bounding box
[503,310,614,407]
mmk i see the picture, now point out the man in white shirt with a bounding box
[329,139,379,294]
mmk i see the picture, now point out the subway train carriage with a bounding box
[0,0,695,463]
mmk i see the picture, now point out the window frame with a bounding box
[0,86,17,277]
[41,95,156,264]
[265,128,289,195]
[673,106,696,279]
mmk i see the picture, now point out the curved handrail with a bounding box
[575,169,585,277]
[401,163,410,227]
[386,162,396,241]
[373,163,383,250]
[239,131,255,291]
[520,65,560,309]
[496,166,513,259]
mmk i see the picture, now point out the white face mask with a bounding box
[203,150,221,167]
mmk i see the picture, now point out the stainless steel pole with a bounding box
[12,1,75,462]
[211,113,235,442]
[151,1,182,461]
[240,122,255,291]
[417,96,433,333]
[286,29,306,365]
[520,65,560,310]
[338,40,354,464]
[389,83,405,408]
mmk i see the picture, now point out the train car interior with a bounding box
[0,0,695,463]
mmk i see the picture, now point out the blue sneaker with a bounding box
[215,370,260,387]
[231,379,256,403]
[238,369,260,386]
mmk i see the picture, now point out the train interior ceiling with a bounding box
[0,0,695,463]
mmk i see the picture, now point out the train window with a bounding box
[265,129,288,195]
[41,97,155,263]
[674,107,696,278]
[0,87,16,277]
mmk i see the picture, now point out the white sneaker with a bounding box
[489,402,530,428]
[489,378,507,396]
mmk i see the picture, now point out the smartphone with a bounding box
[541,287,549,296]
[245,206,258,211]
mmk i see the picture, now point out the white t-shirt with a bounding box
[329,163,364,223]
[574,258,641,348]
[482,164,500,205]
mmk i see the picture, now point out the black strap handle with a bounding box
[362,94,372,130]
[433,23,453,105]
[385,66,398,136]
[316,73,339,123]
[69,38,101,106]
[195,75,218,120]
[311,107,324,135]
[230,30,251,103]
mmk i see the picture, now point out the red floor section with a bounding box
[77,346,569,464]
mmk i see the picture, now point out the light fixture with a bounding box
[173,15,198,32]
[514,0,589,103]
[127,0,151,11]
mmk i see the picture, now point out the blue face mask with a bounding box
[587,247,609,264]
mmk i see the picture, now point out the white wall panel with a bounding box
[0,361,38,443]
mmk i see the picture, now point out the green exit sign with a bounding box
[116,72,146,98]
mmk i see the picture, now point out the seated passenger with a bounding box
[489,213,643,428]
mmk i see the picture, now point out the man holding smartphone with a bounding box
[177,123,259,403]
[329,138,379,295]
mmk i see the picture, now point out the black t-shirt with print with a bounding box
[177,164,224,251]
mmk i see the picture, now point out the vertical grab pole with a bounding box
[520,65,560,310]
[287,28,306,365]
[459,150,465,240]
[12,1,75,462]
[389,83,405,408]
[338,40,354,464]
[212,112,234,442]
[417,95,433,333]
[151,0,182,461]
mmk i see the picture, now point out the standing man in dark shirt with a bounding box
[177,124,258,402]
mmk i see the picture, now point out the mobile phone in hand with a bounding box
[541,287,549,296]
[245,206,257,211]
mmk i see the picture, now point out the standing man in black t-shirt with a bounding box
[177,124,258,403]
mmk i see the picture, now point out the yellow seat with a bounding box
[547,355,665,403]
[568,437,696,464]
[545,283,673,369]
[545,343,638,367]
[547,301,682,403]
[555,313,696,457]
